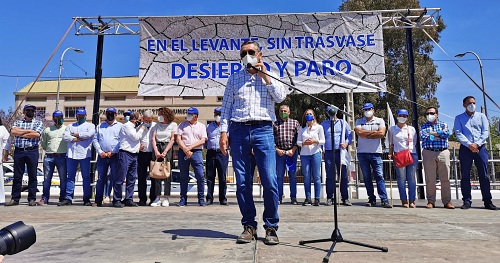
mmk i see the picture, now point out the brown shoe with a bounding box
[426,202,435,209]
[401,200,409,208]
[409,201,416,208]
[264,227,279,245]
[444,203,455,209]
[38,198,47,206]
[4,200,19,206]
[236,225,257,244]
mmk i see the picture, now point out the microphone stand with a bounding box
[248,64,388,262]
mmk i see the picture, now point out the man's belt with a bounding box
[243,120,272,126]
[15,146,38,151]
[46,153,65,156]
[424,148,447,152]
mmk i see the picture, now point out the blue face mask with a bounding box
[305,114,314,122]
[125,116,130,122]
[144,123,151,128]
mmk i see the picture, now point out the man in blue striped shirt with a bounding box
[454,96,497,210]
[5,104,44,206]
[220,40,286,245]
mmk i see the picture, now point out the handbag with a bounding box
[393,128,414,168]
[149,159,171,179]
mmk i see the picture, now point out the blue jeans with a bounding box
[395,152,417,201]
[115,151,138,202]
[11,148,39,202]
[65,157,91,201]
[276,151,298,199]
[42,154,67,203]
[357,153,388,202]
[229,122,279,230]
[459,145,492,205]
[206,149,229,202]
[325,150,349,200]
[177,150,205,200]
[95,155,118,204]
[301,152,322,200]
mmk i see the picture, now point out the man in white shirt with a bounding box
[114,111,146,208]
[137,110,156,206]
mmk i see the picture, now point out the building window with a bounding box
[26,97,47,102]
[64,96,86,101]
[143,96,165,101]
[217,96,223,102]
[35,107,46,118]
[182,96,205,100]
[65,107,85,118]
[104,96,126,101]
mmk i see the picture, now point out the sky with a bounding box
[1,0,499,128]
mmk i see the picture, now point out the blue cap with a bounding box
[362,103,374,110]
[214,107,222,114]
[105,107,117,113]
[76,108,86,115]
[187,107,199,115]
[23,104,36,111]
[52,110,63,117]
[123,110,132,116]
[397,109,409,116]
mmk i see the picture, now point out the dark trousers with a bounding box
[115,150,138,202]
[95,155,119,204]
[206,149,229,202]
[12,148,39,202]
[138,151,154,203]
[459,145,492,204]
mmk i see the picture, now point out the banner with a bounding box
[138,13,386,96]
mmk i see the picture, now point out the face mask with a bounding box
[158,116,164,123]
[77,117,86,124]
[397,117,407,123]
[186,114,194,122]
[364,110,374,118]
[242,54,258,68]
[426,114,436,123]
[466,103,476,113]
[125,116,130,122]
[144,123,151,128]
[106,113,115,121]
[215,116,221,122]
[305,114,314,122]
[25,110,35,118]
[56,118,64,126]
[280,112,289,119]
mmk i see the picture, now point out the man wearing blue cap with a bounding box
[176,107,207,207]
[205,107,229,205]
[5,104,44,206]
[60,108,95,206]
[38,110,68,205]
[354,102,391,208]
[92,107,123,207]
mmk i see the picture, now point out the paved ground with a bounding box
[1,195,499,263]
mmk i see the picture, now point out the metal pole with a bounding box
[56,47,83,111]
[90,34,104,185]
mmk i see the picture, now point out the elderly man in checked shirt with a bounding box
[220,40,287,246]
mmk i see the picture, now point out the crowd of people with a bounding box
[0,41,498,247]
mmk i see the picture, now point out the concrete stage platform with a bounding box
[1,196,499,263]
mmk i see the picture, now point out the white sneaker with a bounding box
[103,197,110,204]
[161,198,170,207]
[150,197,161,207]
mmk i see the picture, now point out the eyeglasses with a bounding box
[426,112,436,115]
[363,108,372,111]
[240,49,257,58]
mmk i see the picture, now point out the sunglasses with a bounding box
[426,112,436,115]
[240,49,257,58]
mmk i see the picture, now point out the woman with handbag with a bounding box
[388,109,418,208]
[150,107,178,207]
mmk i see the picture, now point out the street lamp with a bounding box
[56,47,84,111]
[455,51,495,181]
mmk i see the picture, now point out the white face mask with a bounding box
[466,103,476,113]
[242,54,258,68]
[158,116,164,123]
[397,117,407,123]
[364,110,374,118]
[186,114,194,122]
[215,116,221,122]
[426,114,436,123]
[125,116,130,122]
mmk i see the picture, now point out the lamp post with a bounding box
[56,47,84,111]
[455,51,495,181]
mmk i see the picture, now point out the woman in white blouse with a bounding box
[297,109,325,206]
[388,109,418,208]
[0,118,11,204]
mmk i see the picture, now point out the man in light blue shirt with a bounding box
[92,107,123,207]
[59,108,96,206]
[454,96,497,210]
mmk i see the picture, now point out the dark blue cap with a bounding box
[187,107,199,115]
[105,107,117,113]
[76,108,86,115]
[124,110,132,116]
[52,110,63,117]
[23,104,36,111]
[214,107,221,114]
[397,109,409,116]
[362,103,374,110]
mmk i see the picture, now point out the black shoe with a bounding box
[279,199,283,205]
[83,200,92,206]
[28,200,38,206]
[342,199,352,206]
[57,199,72,206]
[381,201,393,208]
[302,198,312,206]
[113,201,124,208]
[291,198,298,205]
[220,199,228,206]
[325,199,333,206]
[485,203,497,210]
[313,199,320,206]
[198,199,207,206]
[138,200,147,206]
[123,200,138,207]
[206,199,213,205]
[461,202,471,210]
[96,202,103,207]
[5,200,19,206]
[264,227,279,245]
[177,197,187,207]
[365,200,376,207]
